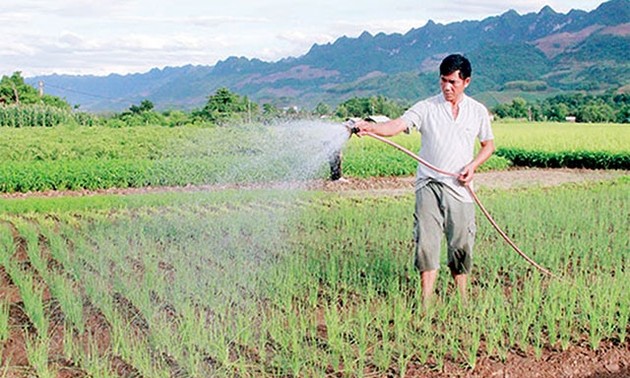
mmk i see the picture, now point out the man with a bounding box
[354,54,495,305]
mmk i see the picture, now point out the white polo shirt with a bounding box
[400,93,494,203]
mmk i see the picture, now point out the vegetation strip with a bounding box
[0,181,627,376]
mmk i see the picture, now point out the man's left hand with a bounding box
[458,164,475,185]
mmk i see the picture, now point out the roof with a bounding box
[365,115,391,123]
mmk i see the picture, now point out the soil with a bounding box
[1,168,628,200]
[1,168,628,377]
[320,167,629,195]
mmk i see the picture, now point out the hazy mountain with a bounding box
[27,0,629,112]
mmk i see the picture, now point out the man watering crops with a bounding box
[354,54,495,306]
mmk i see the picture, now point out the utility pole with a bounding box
[11,83,19,104]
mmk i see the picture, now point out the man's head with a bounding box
[440,54,471,79]
[439,54,472,105]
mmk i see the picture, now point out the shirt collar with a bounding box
[440,93,468,106]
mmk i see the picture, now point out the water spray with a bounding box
[345,121,556,278]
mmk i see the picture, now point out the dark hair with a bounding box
[439,54,472,79]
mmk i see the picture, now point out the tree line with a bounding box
[2,71,628,127]
[493,93,630,123]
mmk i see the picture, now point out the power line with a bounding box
[43,82,118,100]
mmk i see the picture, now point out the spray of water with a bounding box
[193,118,353,294]
[60,119,356,374]
[213,119,351,187]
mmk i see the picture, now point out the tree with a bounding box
[313,102,331,117]
[262,103,281,117]
[335,104,349,119]
[492,103,511,119]
[0,72,70,109]
[129,99,154,114]
[369,96,405,118]
[616,104,630,123]
[510,97,529,119]
[195,87,256,124]
[334,96,405,119]
[546,103,569,122]
[336,97,370,118]
[577,103,615,123]
[113,99,166,126]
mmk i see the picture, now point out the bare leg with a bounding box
[451,272,468,304]
[421,269,438,307]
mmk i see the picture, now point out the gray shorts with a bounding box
[414,181,476,274]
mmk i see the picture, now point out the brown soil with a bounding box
[0,168,628,377]
[1,168,627,200]
[321,167,629,195]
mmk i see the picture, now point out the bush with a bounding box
[496,148,630,170]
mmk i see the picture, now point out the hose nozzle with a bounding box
[344,119,360,135]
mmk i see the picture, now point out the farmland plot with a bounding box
[0,179,627,377]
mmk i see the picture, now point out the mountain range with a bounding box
[27,0,630,112]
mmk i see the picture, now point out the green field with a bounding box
[0,122,628,192]
[0,179,628,376]
[343,121,630,176]
[0,121,628,376]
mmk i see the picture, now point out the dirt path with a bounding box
[1,168,628,200]
[321,167,629,194]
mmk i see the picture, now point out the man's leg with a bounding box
[451,271,468,304]
[421,269,438,307]
[444,194,475,304]
[414,183,444,308]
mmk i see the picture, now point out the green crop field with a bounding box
[0,121,628,192]
[492,122,630,153]
[344,121,630,176]
[0,120,628,376]
[0,179,627,376]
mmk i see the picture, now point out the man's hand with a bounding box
[458,163,475,185]
[352,120,376,137]
[459,139,495,185]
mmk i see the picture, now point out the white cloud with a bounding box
[0,0,611,77]
[428,0,604,22]
[47,0,132,17]
[58,32,86,48]
[186,15,270,28]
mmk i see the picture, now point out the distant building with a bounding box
[365,115,391,123]
[565,116,577,123]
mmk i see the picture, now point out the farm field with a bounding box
[0,178,628,377]
[0,121,628,377]
[0,121,628,193]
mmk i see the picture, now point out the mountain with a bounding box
[26,0,630,112]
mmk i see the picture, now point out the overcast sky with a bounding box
[1,0,606,77]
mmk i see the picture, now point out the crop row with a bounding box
[0,180,628,376]
[496,148,630,169]
[0,105,97,128]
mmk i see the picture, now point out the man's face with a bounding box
[440,70,470,104]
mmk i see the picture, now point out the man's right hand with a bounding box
[353,120,376,136]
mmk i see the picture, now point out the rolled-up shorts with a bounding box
[414,181,476,274]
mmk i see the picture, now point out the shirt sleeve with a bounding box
[477,105,494,142]
[400,101,425,133]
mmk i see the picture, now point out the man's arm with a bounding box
[458,139,495,185]
[355,118,409,137]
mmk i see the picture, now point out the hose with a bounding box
[362,131,556,278]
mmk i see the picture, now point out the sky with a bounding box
[0,0,607,78]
